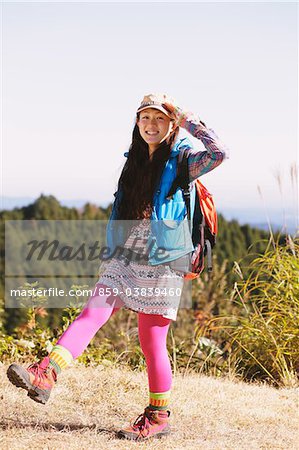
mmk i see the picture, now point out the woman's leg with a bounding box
[6,283,122,404]
[56,283,122,359]
[137,312,172,411]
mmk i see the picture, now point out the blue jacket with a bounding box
[106,136,196,265]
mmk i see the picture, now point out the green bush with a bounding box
[229,234,299,386]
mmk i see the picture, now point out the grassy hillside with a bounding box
[1,364,298,449]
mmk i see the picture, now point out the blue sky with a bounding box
[1,2,298,226]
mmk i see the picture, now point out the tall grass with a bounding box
[229,233,299,387]
[195,163,299,386]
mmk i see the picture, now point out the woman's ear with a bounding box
[170,120,178,132]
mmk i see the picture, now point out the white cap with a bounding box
[136,93,175,118]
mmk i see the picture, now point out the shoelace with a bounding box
[27,361,57,383]
[130,411,154,437]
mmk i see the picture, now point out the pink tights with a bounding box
[57,283,172,392]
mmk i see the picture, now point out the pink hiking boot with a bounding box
[117,406,171,441]
[6,356,57,404]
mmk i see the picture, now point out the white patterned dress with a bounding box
[97,219,185,321]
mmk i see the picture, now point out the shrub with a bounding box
[229,234,299,386]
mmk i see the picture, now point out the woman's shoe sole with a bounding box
[6,364,50,405]
[117,427,170,441]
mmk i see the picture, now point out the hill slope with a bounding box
[1,364,298,449]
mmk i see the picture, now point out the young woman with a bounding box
[7,93,229,442]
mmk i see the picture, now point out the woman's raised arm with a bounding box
[164,103,230,183]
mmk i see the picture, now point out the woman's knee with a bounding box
[84,283,122,309]
[75,283,121,325]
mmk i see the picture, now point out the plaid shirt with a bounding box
[178,110,230,183]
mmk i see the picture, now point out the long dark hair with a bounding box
[117,113,179,220]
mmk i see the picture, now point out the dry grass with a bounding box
[0,363,298,449]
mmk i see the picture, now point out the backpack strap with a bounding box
[166,148,191,220]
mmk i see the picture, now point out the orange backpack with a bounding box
[167,148,218,280]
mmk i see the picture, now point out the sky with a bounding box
[1,1,298,226]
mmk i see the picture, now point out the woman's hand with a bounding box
[163,99,205,130]
[162,100,188,127]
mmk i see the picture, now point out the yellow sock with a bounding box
[149,390,171,411]
[49,344,73,374]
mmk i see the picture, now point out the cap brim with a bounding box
[136,104,173,118]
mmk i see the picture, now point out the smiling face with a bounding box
[136,108,176,154]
